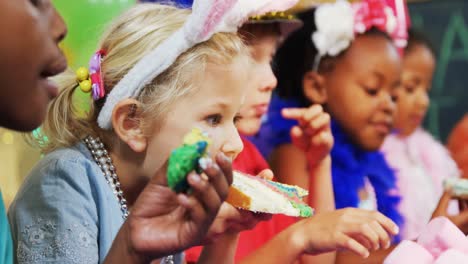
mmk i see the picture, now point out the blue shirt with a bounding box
[8,143,183,264]
[0,191,13,264]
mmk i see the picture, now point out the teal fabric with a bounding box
[0,191,13,264]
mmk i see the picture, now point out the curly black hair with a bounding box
[274,8,393,105]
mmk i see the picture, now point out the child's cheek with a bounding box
[203,126,225,154]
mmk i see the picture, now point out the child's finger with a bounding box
[178,193,208,226]
[215,152,234,186]
[282,105,323,122]
[202,156,231,201]
[356,223,380,250]
[432,191,452,218]
[290,126,308,150]
[452,209,468,225]
[353,234,373,251]
[311,130,332,147]
[290,125,304,139]
[281,108,306,120]
[336,233,370,258]
[257,169,274,180]
[302,105,325,123]
[369,211,399,236]
[290,126,310,151]
[188,172,222,215]
[303,115,330,138]
[369,220,391,249]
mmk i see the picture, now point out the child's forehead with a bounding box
[339,35,400,71]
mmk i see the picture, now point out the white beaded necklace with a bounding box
[83,135,175,264]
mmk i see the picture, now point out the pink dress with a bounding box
[381,129,460,240]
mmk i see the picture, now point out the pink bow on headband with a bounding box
[353,0,409,50]
[89,50,106,100]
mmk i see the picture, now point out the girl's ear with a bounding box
[112,99,147,153]
[302,70,328,104]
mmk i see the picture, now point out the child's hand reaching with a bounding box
[293,208,399,258]
[432,190,468,234]
[108,153,233,263]
[282,105,334,167]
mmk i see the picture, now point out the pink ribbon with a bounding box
[88,50,106,100]
[353,0,409,53]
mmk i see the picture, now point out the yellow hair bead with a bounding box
[79,79,92,93]
[76,67,89,82]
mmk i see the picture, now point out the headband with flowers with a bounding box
[311,0,408,70]
[96,0,299,130]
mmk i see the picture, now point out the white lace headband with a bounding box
[97,0,299,129]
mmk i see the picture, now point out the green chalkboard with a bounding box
[409,0,468,141]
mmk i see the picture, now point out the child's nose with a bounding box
[220,126,244,160]
[380,93,397,114]
[259,66,277,92]
[51,7,67,43]
[416,90,430,109]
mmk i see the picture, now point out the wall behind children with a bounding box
[0,0,135,207]
[409,0,468,141]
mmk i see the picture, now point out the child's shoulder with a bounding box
[414,129,460,178]
[411,129,447,153]
[18,143,102,197]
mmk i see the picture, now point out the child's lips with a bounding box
[40,57,67,98]
[372,121,392,134]
[40,78,59,98]
[254,104,269,117]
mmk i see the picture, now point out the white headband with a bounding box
[97,0,299,129]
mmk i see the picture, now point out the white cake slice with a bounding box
[226,171,313,217]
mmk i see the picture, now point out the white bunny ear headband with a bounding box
[97,0,299,130]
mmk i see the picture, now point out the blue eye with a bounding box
[206,114,222,126]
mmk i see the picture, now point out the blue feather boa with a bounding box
[252,94,403,241]
[331,122,403,242]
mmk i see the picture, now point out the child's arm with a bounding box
[271,105,334,205]
[195,201,272,263]
[300,156,336,264]
[335,246,397,264]
[197,232,239,264]
[270,105,336,264]
[432,191,468,234]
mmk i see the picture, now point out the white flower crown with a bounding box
[310,0,401,70]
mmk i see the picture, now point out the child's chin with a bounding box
[358,136,385,151]
[238,121,262,136]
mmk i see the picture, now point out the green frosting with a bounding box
[167,141,208,193]
[291,201,314,218]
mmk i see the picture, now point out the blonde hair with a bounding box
[34,3,251,153]
[240,23,281,44]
